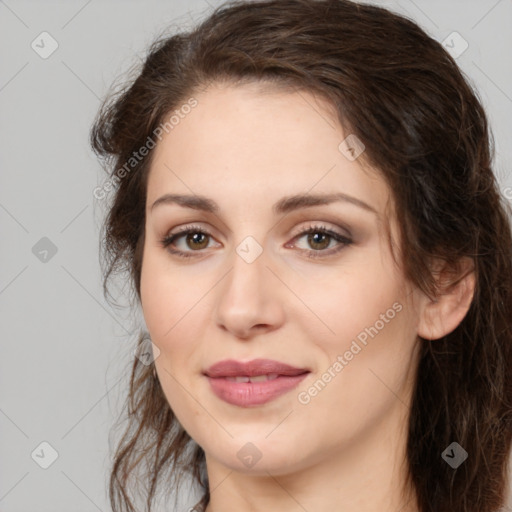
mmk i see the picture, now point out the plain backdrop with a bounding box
[1,0,511,511]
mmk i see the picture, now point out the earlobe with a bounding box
[417,257,476,341]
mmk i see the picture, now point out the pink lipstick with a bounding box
[204,358,310,407]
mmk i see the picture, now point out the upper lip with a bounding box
[204,358,310,378]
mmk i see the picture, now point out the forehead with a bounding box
[146,82,390,219]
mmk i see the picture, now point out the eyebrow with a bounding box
[150,192,378,216]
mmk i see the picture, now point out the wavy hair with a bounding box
[90,1,512,511]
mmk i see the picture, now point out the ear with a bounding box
[417,257,476,340]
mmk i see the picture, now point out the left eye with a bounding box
[160,224,353,259]
[287,226,353,259]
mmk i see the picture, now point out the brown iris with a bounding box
[186,232,209,250]
[307,232,330,251]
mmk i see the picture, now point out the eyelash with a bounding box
[159,223,353,260]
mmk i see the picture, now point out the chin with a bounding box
[204,435,313,476]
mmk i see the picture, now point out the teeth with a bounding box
[225,376,250,383]
[250,374,270,382]
[225,373,280,383]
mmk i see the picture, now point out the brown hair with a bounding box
[90,1,512,511]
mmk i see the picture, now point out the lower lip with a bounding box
[206,374,309,407]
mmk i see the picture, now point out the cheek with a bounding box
[140,247,192,340]
[295,300,418,448]
[140,252,204,420]
[140,254,169,339]
[293,255,418,421]
[294,251,406,355]
[140,248,211,383]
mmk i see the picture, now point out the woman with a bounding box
[90,0,512,511]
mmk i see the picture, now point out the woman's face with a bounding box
[140,82,423,476]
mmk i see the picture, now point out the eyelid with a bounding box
[162,222,221,244]
[288,220,352,239]
[163,223,221,249]
[160,221,354,260]
[165,218,351,240]
[163,220,350,244]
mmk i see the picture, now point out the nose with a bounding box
[213,244,286,340]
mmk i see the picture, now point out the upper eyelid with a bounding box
[167,221,349,240]
[290,222,351,239]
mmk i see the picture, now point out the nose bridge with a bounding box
[223,237,268,306]
[214,236,284,337]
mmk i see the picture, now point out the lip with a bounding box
[203,358,310,407]
[204,358,309,378]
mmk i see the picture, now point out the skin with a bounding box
[140,82,475,512]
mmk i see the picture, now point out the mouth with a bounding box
[204,358,310,378]
[203,359,310,407]
[224,373,281,383]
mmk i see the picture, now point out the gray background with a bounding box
[1,0,511,511]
